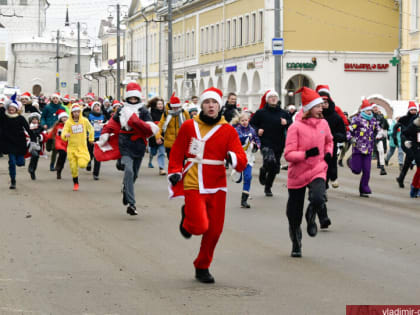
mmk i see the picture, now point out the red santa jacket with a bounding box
[168,117,247,199]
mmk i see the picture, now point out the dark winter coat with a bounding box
[323,99,346,144]
[40,102,67,129]
[403,116,420,163]
[393,111,418,152]
[149,107,164,147]
[222,102,240,123]
[24,103,40,114]
[373,112,389,134]
[0,108,35,155]
[113,105,153,158]
[250,103,292,152]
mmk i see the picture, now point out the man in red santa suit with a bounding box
[96,82,159,215]
[168,87,247,283]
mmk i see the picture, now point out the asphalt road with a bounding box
[0,154,419,315]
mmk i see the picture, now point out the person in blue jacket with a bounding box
[87,102,107,180]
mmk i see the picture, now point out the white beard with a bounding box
[119,103,143,130]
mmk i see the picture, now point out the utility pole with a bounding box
[141,13,149,101]
[397,0,402,100]
[274,0,281,102]
[167,0,173,100]
[56,30,60,92]
[117,3,121,101]
[77,22,81,99]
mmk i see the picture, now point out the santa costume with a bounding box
[95,82,158,215]
[167,87,247,283]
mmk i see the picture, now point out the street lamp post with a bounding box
[77,22,81,99]
[168,0,173,101]
[117,3,121,101]
[141,13,149,101]
[56,30,60,92]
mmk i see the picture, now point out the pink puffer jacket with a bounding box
[284,110,333,189]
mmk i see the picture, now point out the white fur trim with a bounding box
[119,106,137,129]
[228,151,238,169]
[360,106,373,112]
[170,103,182,107]
[303,97,324,112]
[126,90,142,99]
[317,88,330,95]
[51,93,60,99]
[58,112,68,120]
[414,117,420,127]
[266,90,279,102]
[200,91,222,107]
[146,121,159,136]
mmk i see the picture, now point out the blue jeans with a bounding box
[8,154,25,180]
[242,164,253,192]
[150,144,166,169]
[386,145,404,165]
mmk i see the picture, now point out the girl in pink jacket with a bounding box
[284,87,333,258]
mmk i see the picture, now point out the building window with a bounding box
[174,36,177,60]
[191,30,195,57]
[244,15,249,45]
[251,13,256,43]
[238,17,243,46]
[232,19,237,48]
[413,66,418,99]
[0,0,7,4]
[178,35,182,60]
[220,22,224,50]
[258,10,264,41]
[205,26,209,53]
[186,32,190,58]
[412,0,419,31]
[216,24,219,52]
[210,25,214,52]
[200,28,204,54]
[226,20,231,49]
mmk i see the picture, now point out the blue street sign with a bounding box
[61,82,67,88]
[272,38,284,55]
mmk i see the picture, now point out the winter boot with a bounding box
[305,204,318,237]
[50,163,55,172]
[338,159,343,167]
[126,204,138,216]
[259,167,267,186]
[195,268,215,284]
[56,168,62,180]
[122,186,128,205]
[28,167,36,180]
[9,178,16,190]
[241,192,251,208]
[380,166,387,176]
[318,204,331,229]
[289,226,302,258]
[73,177,79,191]
[179,205,192,239]
[396,176,404,188]
[264,186,273,197]
[86,161,92,172]
[385,159,389,166]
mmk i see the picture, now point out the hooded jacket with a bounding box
[156,104,190,149]
[61,113,94,151]
[284,110,333,189]
[322,98,346,144]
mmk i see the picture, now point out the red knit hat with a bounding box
[408,101,418,112]
[21,92,31,100]
[56,109,68,121]
[360,99,373,112]
[295,87,324,112]
[170,92,181,107]
[112,99,122,107]
[125,82,142,100]
[85,92,95,100]
[315,85,330,95]
[200,87,223,107]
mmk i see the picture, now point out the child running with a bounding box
[87,101,107,180]
[27,112,47,180]
[61,103,94,191]
[232,112,260,208]
[48,109,69,179]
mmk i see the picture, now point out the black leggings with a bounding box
[55,150,67,171]
[286,178,326,229]
[88,140,101,176]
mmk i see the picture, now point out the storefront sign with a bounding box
[344,63,389,72]
[287,61,316,70]
[255,58,264,68]
[186,72,196,80]
[215,66,223,76]
[247,62,255,70]
[200,70,210,77]
[226,65,237,73]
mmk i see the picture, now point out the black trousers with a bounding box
[287,178,326,229]
[261,146,282,189]
[327,144,338,184]
[28,154,39,173]
[88,140,101,176]
[55,150,67,171]
[165,147,171,159]
[398,150,415,182]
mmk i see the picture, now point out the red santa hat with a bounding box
[112,99,122,108]
[56,109,68,121]
[125,82,143,99]
[85,92,95,100]
[360,99,373,112]
[259,90,270,109]
[408,101,418,112]
[71,103,82,112]
[265,89,279,102]
[91,101,101,110]
[62,94,70,102]
[295,87,324,112]
[170,92,182,107]
[51,92,60,99]
[200,87,223,107]
[315,85,331,95]
[21,92,31,100]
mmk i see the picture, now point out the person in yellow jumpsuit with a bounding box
[62,103,94,191]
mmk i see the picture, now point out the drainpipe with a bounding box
[11,43,17,86]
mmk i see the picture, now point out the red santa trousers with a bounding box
[412,167,420,189]
[183,189,227,269]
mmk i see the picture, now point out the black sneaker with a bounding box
[259,167,266,186]
[126,205,138,216]
[93,175,99,180]
[264,187,273,197]
[86,162,92,172]
[29,171,36,180]
[122,187,128,206]
[9,179,16,190]
[305,205,318,237]
[57,170,62,180]
[195,268,215,284]
[50,164,55,172]
[396,177,404,188]
[180,205,192,239]
[360,193,370,198]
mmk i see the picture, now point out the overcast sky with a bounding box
[46,0,131,38]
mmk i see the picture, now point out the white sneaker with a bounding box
[331,180,339,188]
